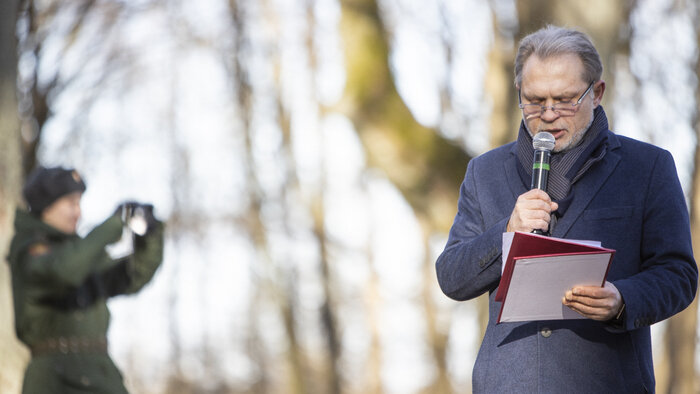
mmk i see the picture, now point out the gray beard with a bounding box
[526,111,595,153]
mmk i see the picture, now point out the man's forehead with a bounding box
[520,54,587,93]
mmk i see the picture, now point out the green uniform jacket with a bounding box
[7,209,164,394]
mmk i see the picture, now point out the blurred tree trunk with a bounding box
[363,227,383,394]
[418,231,450,394]
[338,0,470,232]
[16,0,67,174]
[228,1,308,393]
[16,0,118,176]
[310,189,342,394]
[486,1,522,149]
[16,0,47,175]
[339,1,470,393]
[664,3,700,394]
[303,2,342,392]
[161,55,191,394]
[0,0,29,393]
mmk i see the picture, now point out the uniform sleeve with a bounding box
[123,220,165,294]
[612,150,698,330]
[24,214,124,289]
[435,158,510,301]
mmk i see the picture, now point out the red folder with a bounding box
[495,232,615,323]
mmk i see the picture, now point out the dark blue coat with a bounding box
[436,129,697,393]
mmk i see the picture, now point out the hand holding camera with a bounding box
[107,201,160,258]
[115,201,158,236]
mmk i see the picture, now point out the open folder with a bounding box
[496,231,615,324]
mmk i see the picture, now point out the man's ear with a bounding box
[593,80,606,106]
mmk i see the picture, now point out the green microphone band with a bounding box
[533,163,550,170]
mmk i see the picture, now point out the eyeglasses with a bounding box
[518,81,594,119]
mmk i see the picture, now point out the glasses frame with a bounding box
[518,81,595,119]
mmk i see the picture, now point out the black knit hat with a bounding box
[23,166,87,214]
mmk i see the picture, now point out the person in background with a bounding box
[8,166,164,394]
[435,25,697,393]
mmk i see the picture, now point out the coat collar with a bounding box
[504,130,622,238]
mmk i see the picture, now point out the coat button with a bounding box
[80,376,91,386]
[540,327,552,338]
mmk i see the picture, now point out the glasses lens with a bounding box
[552,103,575,116]
[522,104,541,116]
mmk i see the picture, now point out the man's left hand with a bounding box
[562,281,623,321]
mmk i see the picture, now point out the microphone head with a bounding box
[533,132,555,151]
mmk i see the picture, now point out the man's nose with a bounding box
[540,106,560,122]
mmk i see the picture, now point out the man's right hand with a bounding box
[506,189,558,233]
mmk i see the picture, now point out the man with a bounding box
[435,25,697,393]
[7,166,164,393]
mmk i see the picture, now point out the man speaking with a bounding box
[435,25,697,393]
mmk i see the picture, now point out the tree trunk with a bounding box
[303,3,343,391]
[338,0,470,232]
[0,0,29,392]
[228,1,309,392]
[339,1,471,392]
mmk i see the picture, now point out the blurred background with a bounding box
[0,0,699,393]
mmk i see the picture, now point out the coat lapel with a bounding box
[551,131,622,238]
[504,143,527,204]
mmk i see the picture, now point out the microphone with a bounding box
[531,132,555,235]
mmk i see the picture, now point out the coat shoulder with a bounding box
[470,142,516,166]
[612,133,670,159]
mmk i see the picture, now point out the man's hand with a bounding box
[562,281,623,321]
[506,189,558,233]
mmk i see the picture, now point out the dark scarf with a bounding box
[516,105,610,217]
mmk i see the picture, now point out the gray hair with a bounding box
[514,25,603,87]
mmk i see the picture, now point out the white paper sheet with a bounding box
[498,252,612,323]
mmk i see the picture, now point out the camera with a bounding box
[118,202,155,236]
[108,202,155,258]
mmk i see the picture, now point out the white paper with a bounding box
[499,252,612,323]
[501,232,515,274]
